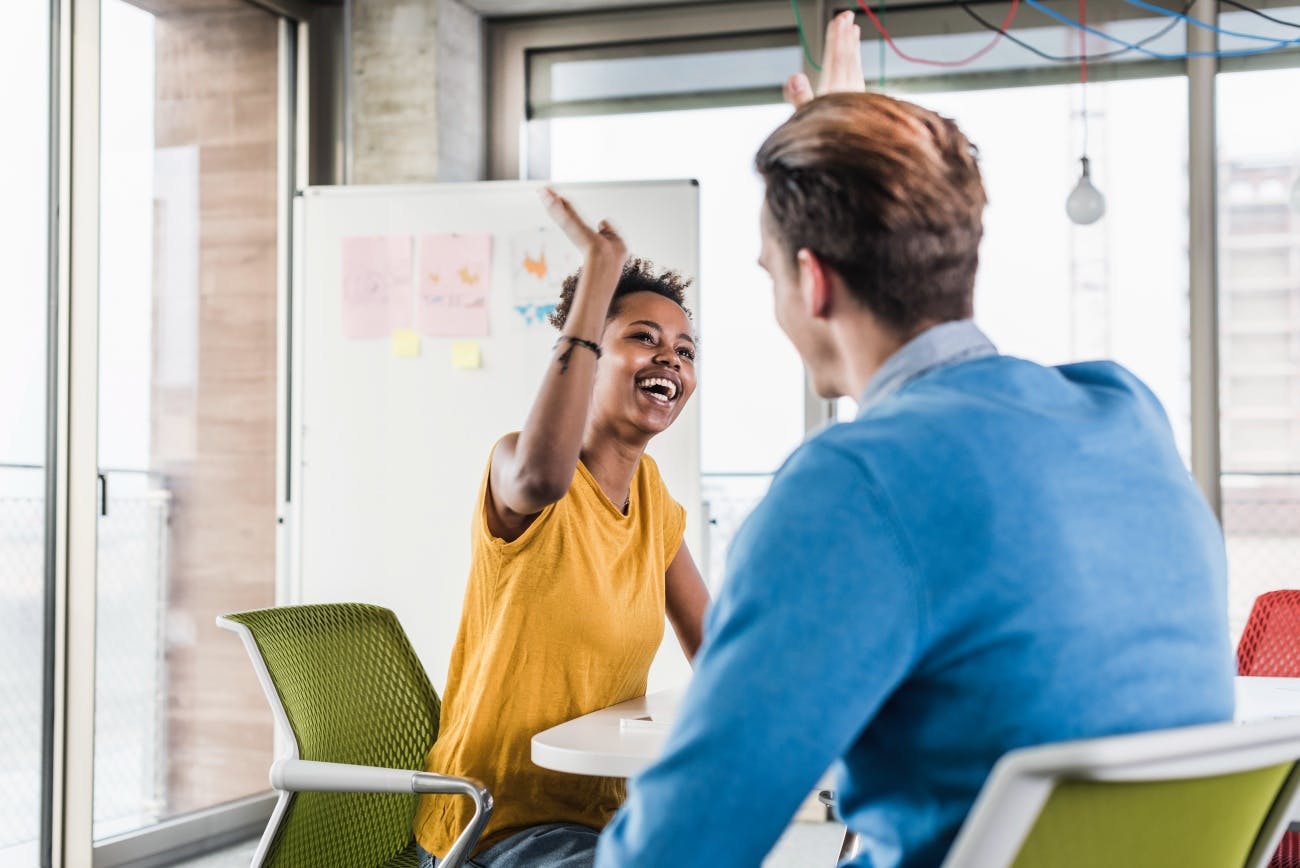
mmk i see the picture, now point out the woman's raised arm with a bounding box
[486,189,627,541]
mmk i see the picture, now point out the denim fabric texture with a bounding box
[418,823,598,868]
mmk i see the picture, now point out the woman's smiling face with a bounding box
[590,290,697,439]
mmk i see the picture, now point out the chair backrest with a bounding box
[1239,591,1300,677]
[218,603,440,868]
[942,717,1300,868]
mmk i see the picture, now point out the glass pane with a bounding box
[96,0,280,839]
[537,40,800,108]
[1217,2,1300,55]
[1216,63,1300,641]
[838,78,1192,446]
[0,1,51,864]
[855,5,1185,85]
[546,104,805,582]
[700,475,771,594]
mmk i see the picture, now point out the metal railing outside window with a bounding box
[701,473,774,588]
[0,465,171,853]
[1223,474,1300,641]
[0,465,46,864]
[92,469,171,839]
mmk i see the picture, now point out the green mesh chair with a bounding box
[217,603,491,868]
[940,716,1300,868]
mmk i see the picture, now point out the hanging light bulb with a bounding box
[1067,9,1105,227]
[1066,156,1106,225]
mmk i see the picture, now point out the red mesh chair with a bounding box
[1239,590,1300,868]
[1240,591,1300,678]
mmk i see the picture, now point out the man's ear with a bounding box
[796,247,834,320]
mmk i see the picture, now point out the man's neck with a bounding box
[834,314,924,400]
[851,319,998,414]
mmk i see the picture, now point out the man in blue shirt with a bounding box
[594,12,1234,868]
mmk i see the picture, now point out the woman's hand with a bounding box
[541,187,628,286]
[784,10,867,109]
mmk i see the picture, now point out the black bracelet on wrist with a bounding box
[553,335,602,359]
[553,335,601,375]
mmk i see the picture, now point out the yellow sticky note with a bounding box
[392,329,420,358]
[452,340,482,370]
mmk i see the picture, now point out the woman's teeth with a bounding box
[637,377,678,401]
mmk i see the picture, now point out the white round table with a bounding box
[531,687,683,778]
[532,677,1300,780]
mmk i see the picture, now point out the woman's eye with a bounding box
[631,332,655,343]
[677,347,696,361]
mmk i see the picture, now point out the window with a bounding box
[531,34,800,118]
[1230,290,1293,321]
[1217,61,1300,639]
[0,2,51,864]
[95,0,282,842]
[1226,247,1292,283]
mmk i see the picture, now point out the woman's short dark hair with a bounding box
[755,91,987,335]
[548,257,693,330]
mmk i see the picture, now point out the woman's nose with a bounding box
[653,346,680,369]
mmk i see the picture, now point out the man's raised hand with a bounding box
[785,10,867,109]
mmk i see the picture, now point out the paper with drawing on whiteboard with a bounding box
[509,227,581,327]
[340,235,413,338]
[417,233,492,338]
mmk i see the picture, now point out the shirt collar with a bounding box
[857,319,998,416]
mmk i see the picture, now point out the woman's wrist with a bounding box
[554,335,602,359]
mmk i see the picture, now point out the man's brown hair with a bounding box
[755,91,987,335]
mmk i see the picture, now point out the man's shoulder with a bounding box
[892,354,1167,422]
[1054,358,1150,391]
[1052,359,1172,423]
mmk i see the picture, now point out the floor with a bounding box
[167,820,847,867]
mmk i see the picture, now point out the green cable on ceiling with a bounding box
[790,0,823,71]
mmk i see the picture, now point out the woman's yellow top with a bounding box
[413,448,685,857]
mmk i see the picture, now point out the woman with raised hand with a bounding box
[413,187,709,868]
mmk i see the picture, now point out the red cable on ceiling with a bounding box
[855,0,1022,68]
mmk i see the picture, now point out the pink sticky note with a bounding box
[341,236,413,339]
[417,233,492,338]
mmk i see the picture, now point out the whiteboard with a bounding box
[289,180,701,694]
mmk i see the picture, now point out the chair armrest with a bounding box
[270,759,493,868]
